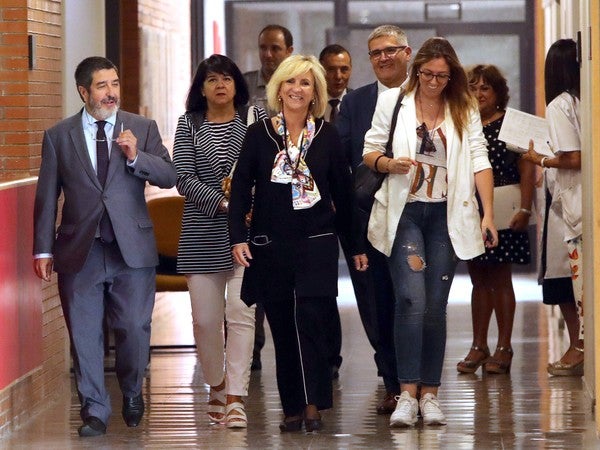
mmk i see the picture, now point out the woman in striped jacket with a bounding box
[173,54,267,428]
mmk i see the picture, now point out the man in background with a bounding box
[336,25,412,414]
[243,24,294,369]
[244,24,294,115]
[318,43,353,379]
[319,44,352,123]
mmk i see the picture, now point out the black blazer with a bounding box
[229,118,359,304]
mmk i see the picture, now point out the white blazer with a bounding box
[363,88,491,259]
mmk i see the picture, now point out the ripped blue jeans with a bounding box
[388,201,457,387]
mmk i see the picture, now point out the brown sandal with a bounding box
[484,346,513,374]
[457,345,490,373]
[547,346,584,376]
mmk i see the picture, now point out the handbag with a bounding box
[354,93,404,214]
[493,183,536,230]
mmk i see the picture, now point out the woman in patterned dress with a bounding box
[457,65,535,375]
[173,54,267,428]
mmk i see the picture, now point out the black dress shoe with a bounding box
[78,416,106,437]
[304,417,323,432]
[279,416,303,432]
[376,392,398,415]
[122,394,145,427]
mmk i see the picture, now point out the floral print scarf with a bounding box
[270,112,321,209]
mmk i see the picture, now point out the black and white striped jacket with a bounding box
[173,106,266,273]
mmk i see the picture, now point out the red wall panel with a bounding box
[0,180,43,390]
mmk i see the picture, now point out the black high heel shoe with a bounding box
[304,416,323,432]
[279,416,303,432]
[303,407,322,432]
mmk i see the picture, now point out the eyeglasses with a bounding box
[418,70,451,83]
[92,134,119,143]
[416,123,436,154]
[368,46,407,60]
[91,123,123,142]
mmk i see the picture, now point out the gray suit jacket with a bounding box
[33,109,177,273]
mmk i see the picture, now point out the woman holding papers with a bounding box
[457,65,535,375]
[362,38,497,427]
[522,39,583,376]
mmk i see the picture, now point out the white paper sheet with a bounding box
[498,108,554,156]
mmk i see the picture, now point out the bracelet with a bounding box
[540,157,548,168]
[374,154,386,173]
[519,208,532,215]
[386,158,392,173]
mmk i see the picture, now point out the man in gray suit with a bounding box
[33,56,177,437]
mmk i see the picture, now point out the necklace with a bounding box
[418,94,442,138]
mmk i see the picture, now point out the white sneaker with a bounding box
[389,391,418,427]
[419,393,447,425]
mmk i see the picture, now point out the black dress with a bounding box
[473,116,531,265]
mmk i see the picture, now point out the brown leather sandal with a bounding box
[547,346,584,376]
[484,346,513,374]
[457,345,490,373]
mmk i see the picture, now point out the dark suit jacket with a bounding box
[335,82,378,171]
[229,118,358,305]
[33,109,177,273]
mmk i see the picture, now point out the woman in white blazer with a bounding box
[362,37,497,427]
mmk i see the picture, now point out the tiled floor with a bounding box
[2,271,597,449]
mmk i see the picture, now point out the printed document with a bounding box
[498,108,553,156]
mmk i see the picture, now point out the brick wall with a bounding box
[0,0,62,182]
[0,0,190,434]
[0,0,68,435]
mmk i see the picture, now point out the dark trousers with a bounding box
[263,295,334,416]
[338,231,398,394]
[253,303,266,362]
[323,297,343,369]
[58,239,155,424]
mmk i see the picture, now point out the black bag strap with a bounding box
[384,92,404,158]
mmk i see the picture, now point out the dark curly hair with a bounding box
[467,64,510,110]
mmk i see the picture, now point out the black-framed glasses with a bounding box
[418,70,451,83]
[368,46,407,59]
[416,123,436,154]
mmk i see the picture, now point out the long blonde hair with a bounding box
[405,37,475,140]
